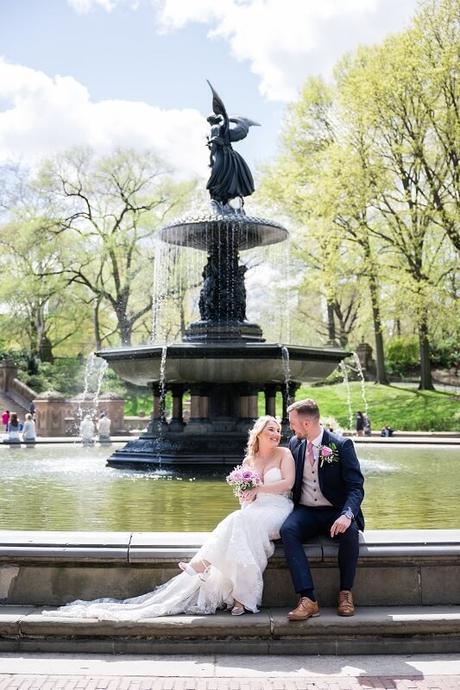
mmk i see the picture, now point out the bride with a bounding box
[44,415,294,619]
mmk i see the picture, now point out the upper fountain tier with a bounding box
[159,208,288,252]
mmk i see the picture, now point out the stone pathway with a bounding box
[0,653,460,690]
[0,675,460,689]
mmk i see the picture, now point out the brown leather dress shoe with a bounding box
[287,597,320,621]
[337,590,355,616]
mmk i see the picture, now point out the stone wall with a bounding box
[0,529,458,608]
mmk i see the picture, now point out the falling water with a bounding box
[151,238,165,343]
[93,357,109,413]
[353,352,369,416]
[281,345,292,407]
[339,360,354,432]
[75,354,109,436]
[151,239,204,344]
[159,344,168,423]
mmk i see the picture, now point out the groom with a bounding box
[280,398,364,621]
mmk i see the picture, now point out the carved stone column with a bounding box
[247,388,259,420]
[187,385,210,433]
[264,384,277,417]
[169,384,185,432]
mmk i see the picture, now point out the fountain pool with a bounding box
[0,443,458,531]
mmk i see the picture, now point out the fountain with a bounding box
[98,82,350,467]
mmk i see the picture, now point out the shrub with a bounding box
[385,336,420,377]
[431,338,460,371]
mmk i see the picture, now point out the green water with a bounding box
[0,443,458,531]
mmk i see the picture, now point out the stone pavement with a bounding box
[0,653,459,689]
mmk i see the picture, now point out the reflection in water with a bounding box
[0,443,458,531]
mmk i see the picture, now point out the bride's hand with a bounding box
[241,487,258,502]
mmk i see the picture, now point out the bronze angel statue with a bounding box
[206,80,260,209]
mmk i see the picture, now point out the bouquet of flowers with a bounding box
[226,465,262,499]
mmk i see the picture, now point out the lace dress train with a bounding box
[43,468,293,620]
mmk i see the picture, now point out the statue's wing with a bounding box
[207,80,228,119]
[228,116,261,142]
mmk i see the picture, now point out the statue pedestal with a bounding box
[184,320,263,342]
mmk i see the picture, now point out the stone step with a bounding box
[0,605,459,656]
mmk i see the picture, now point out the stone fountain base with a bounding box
[106,430,253,468]
[98,342,349,468]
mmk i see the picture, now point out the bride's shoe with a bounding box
[231,604,245,616]
[178,562,198,576]
[178,561,211,582]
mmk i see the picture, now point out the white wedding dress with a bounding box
[44,467,293,620]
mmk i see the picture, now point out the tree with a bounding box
[0,216,92,361]
[259,77,389,381]
[413,0,460,253]
[39,147,194,346]
[261,0,460,390]
[338,26,458,389]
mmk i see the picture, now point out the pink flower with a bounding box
[226,464,261,498]
[321,446,333,457]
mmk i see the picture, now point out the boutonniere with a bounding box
[317,442,339,468]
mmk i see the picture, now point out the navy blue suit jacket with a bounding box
[288,429,365,531]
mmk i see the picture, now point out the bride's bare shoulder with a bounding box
[280,446,295,462]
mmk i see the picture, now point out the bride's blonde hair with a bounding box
[244,415,281,465]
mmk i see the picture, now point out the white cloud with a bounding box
[154,0,418,102]
[64,0,419,102]
[67,0,134,13]
[0,59,208,175]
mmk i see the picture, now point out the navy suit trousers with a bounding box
[280,505,360,593]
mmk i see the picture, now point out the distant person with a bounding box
[363,414,372,436]
[29,401,36,419]
[380,425,394,437]
[22,413,36,444]
[2,410,10,432]
[80,415,95,446]
[355,411,365,437]
[97,412,111,444]
[5,413,22,443]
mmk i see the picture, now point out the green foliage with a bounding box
[385,337,420,377]
[0,348,29,367]
[18,358,84,395]
[297,382,460,432]
[259,0,460,388]
[431,338,460,370]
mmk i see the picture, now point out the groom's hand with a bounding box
[330,515,351,538]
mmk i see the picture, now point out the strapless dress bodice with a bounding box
[258,466,291,501]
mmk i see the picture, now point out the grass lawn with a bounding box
[125,382,459,432]
[295,382,460,432]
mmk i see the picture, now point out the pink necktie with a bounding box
[307,441,315,467]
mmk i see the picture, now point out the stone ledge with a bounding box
[0,606,459,656]
[0,530,458,609]
[0,530,458,563]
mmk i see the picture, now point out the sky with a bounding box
[0,0,419,180]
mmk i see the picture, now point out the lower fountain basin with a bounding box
[97,342,349,386]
